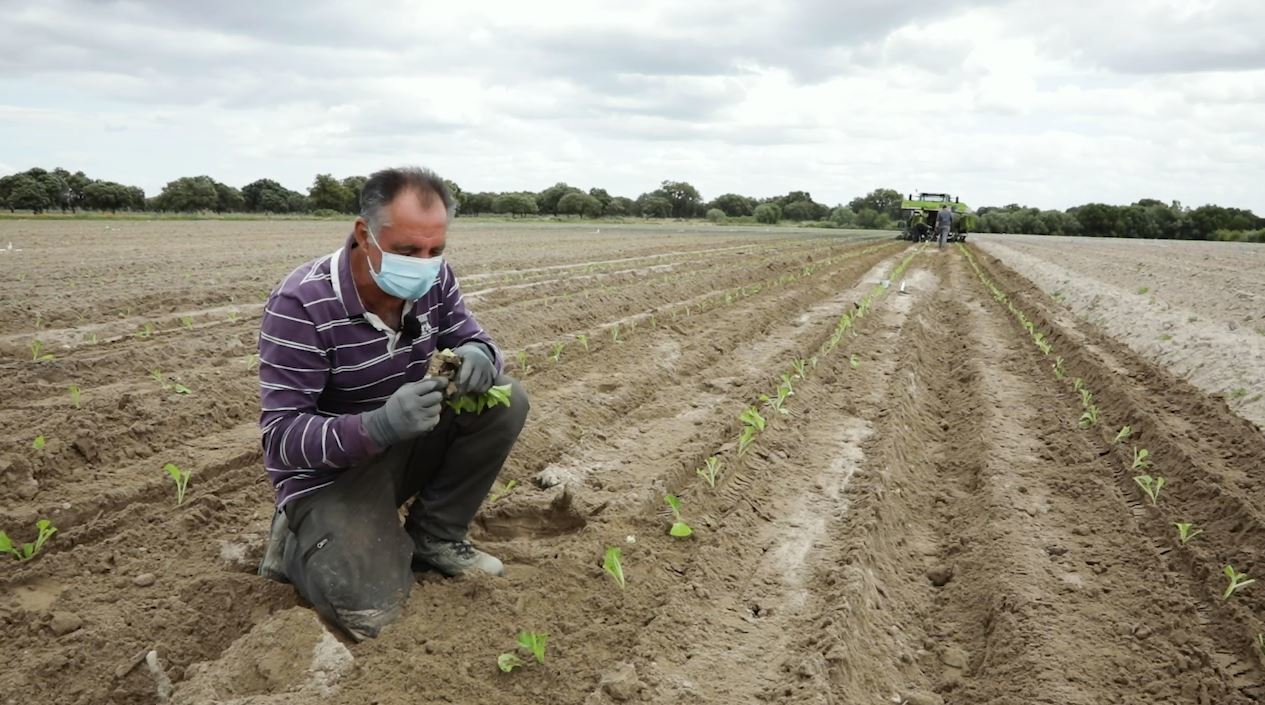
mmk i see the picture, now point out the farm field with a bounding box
[1,221,1263,704]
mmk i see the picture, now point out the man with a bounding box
[936,204,953,249]
[254,167,529,641]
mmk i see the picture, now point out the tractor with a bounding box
[900,193,975,243]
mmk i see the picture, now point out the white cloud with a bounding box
[0,0,1261,212]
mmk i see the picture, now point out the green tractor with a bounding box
[900,192,975,243]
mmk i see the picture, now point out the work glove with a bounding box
[454,343,496,396]
[362,377,447,449]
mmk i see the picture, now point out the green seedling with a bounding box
[32,435,46,451]
[1256,633,1265,657]
[164,462,191,506]
[515,350,532,375]
[739,406,767,432]
[1137,286,1149,295]
[760,393,788,416]
[180,315,194,329]
[518,630,548,664]
[1223,565,1255,600]
[1132,447,1151,470]
[611,325,620,344]
[1053,356,1066,380]
[247,353,261,371]
[134,322,155,339]
[664,494,693,538]
[448,384,513,415]
[1114,426,1132,445]
[779,372,797,392]
[549,342,564,363]
[1073,378,1084,392]
[1079,388,1093,408]
[29,339,55,362]
[1133,474,1165,506]
[489,479,518,503]
[150,369,165,384]
[809,355,818,369]
[497,652,525,673]
[849,354,860,369]
[603,546,626,589]
[696,456,721,488]
[68,384,81,409]
[0,519,57,562]
[576,334,589,352]
[1174,522,1202,545]
[1079,405,1099,429]
[792,359,808,379]
[84,332,98,344]
[737,426,757,457]
[227,310,240,323]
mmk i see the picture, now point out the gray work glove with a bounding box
[454,343,496,396]
[362,377,447,449]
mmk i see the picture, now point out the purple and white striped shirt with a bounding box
[258,233,503,508]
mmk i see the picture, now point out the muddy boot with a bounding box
[408,527,505,577]
[257,508,292,583]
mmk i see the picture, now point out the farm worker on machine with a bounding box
[935,204,952,249]
[254,167,529,641]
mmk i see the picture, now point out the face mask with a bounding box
[366,227,443,300]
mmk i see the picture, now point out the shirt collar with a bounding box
[331,231,367,319]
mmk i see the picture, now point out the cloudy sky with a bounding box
[2,0,1263,211]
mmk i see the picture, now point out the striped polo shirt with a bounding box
[258,233,503,508]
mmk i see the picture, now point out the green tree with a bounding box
[605,196,634,216]
[464,192,495,216]
[156,176,218,212]
[782,200,821,221]
[341,176,367,213]
[309,174,352,212]
[709,193,754,217]
[557,192,602,218]
[536,182,581,215]
[637,194,672,218]
[829,206,856,227]
[753,203,781,224]
[848,188,903,219]
[6,175,52,213]
[492,193,539,217]
[214,182,245,213]
[705,208,726,224]
[588,187,612,211]
[656,180,702,218]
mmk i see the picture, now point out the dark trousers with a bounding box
[281,376,529,640]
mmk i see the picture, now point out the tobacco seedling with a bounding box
[576,334,589,352]
[1174,522,1202,545]
[603,546,626,589]
[1132,447,1151,470]
[32,435,46,451]
[489,479,518,503]
[611,325,620,344]
[30,339,54,362]
[518,631,547,664]
[181,315,194,329]
[849,354,860,369]
[1114,426,1132,445]
[1256,633,1265,657]
[227,310,240,323]
[664,494,693,538]
[134,322,155,339]
[164,462,191,506]
[1053,356,1066,380]
[68,384,81,409]
[1223,565,1255,600]
[1079,388,1093,408]
[549,342,564,363]
[515,350,532,375]
[739,406,766,432]
[760,393,788,416]
[696,455,721,488]
[792,359,808,379]
[448,384,513,415]
[1073,378,1084,392]
[1079,405,1099,429]
[1133,474,1165,506]
[0,519,57,561]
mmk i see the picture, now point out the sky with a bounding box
[1,0,1263,212]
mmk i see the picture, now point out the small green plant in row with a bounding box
[497,630,548,672]
[0,519,57,562]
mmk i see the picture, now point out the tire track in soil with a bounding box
[766,248,1259,705]
[0,242,902,705]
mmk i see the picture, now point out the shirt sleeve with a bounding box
[258,291,379,473]
[435,262,504,373]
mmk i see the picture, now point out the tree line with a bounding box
[1,166,1260,242]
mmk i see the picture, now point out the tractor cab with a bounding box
[899,192,974,243]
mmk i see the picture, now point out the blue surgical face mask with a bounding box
[366,227,443,300]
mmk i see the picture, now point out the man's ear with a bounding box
[352,218,368,249]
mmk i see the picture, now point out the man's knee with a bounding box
[506,376,530,428]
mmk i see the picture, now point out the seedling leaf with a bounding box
[497,652,525,672]
[603,546,626,589]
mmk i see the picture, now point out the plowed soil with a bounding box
[1,221,1262,705]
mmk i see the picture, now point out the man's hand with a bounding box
[362,377,447,449]
[454,343,495,396]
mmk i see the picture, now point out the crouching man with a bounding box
[255,167,529,641]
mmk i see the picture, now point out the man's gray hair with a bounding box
[359,166,457,230]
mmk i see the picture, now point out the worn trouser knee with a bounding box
[283,480,414,641]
